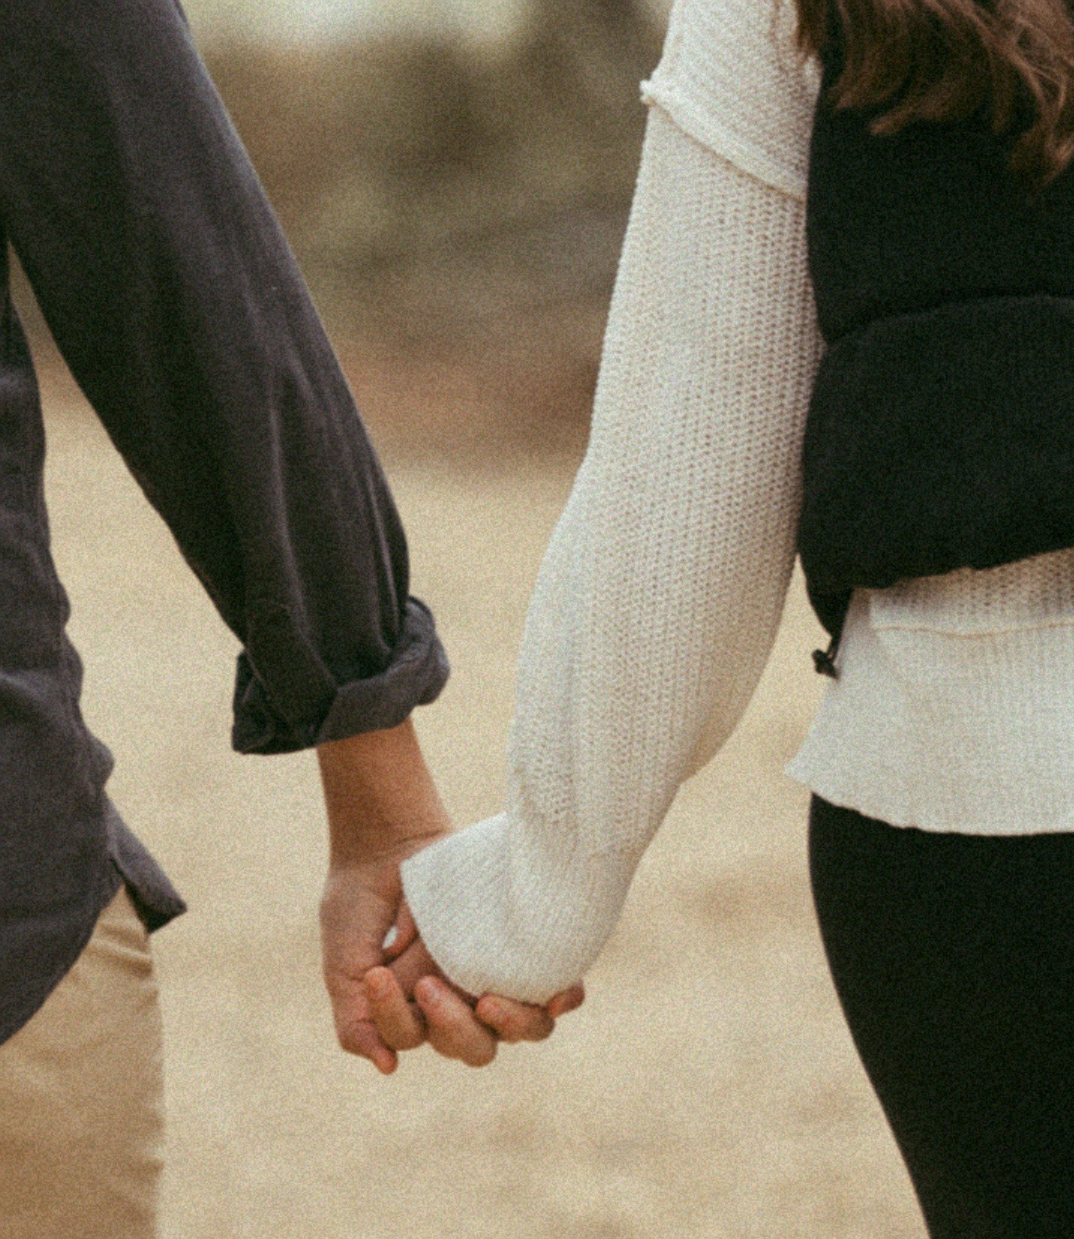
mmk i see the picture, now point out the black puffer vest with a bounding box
[798,41,1074,645]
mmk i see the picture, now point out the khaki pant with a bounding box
[0,886,164,1239]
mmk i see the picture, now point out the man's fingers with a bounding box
[474,995,554,1043]
[476,981,586,1041]
[364,966,427,1051]
[333,1017,399,1074]
[415,977,498,1067]
[546,982,585,1019]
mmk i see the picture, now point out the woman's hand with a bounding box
[320,860,584,1073]
[361,905,585,1069]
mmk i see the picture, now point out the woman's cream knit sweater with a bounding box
[402,0,1074,1003]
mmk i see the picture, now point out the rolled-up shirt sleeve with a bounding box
[0,0,447,751]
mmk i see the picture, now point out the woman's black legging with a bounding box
[808,795,1074,1239]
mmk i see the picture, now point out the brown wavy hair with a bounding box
[795,0,1074,185]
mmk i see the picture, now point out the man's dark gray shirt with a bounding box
[0,0,449,1042]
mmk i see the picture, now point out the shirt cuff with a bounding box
[231,597,449,754]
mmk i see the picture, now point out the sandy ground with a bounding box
[39,372,925,1238]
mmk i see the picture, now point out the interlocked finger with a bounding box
[474,995,554,1043]
[364,966,427,1051]
[415,977,498,1066]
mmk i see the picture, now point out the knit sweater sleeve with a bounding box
[402,63,822,1004]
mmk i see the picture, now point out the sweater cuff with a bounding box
[231,597,449,754]
[401,813,633,1004]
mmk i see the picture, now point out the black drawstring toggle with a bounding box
[812,639,839,679]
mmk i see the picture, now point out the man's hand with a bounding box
[318,844,425,1071]
[317,721,583,1072]
[360,912,585,1068]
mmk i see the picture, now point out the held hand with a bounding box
[361,908,585,1068]
[321,862,584,1072]
[317,722,448,1072]
[317,722,584,1073]
[318,846,418,1071]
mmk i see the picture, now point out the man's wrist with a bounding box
[317,718,451,867]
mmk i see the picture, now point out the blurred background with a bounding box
[29,2,925,1235]
[191,0,669,461]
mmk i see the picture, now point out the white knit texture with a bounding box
[405,0,1074,1001]
[788,548,1074,833]
[642,0,818,198]
[402,105,822,1002]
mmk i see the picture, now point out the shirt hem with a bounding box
[784,764,1074,837]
